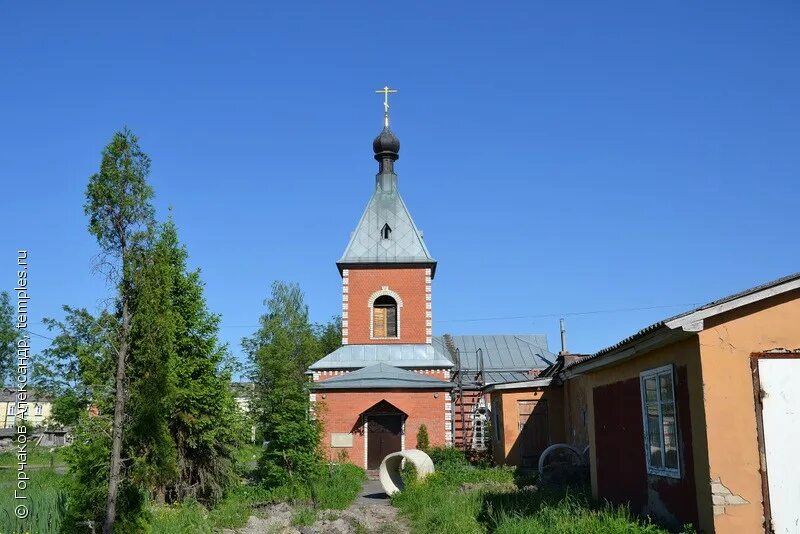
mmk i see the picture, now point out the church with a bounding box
[304,92,800,534]
[307,91,556,469]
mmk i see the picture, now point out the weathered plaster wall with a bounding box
[697,288,800,534]
[562,374,590,450]
[489,388,564,466]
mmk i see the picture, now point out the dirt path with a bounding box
[223,480,410,534]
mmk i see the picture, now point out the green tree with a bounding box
[83,127,155,534]
[33,306,115,425]
[244,282,323,487]
[125,222,179,501]
[0,291,20,386]
[158,219,243,505]
[315,316,342,357]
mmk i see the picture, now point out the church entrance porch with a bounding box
[366,413,403,469]
[364,399,405,470]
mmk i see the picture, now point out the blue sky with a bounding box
[2,1,798,372]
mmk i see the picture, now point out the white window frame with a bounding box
[639,364,681,479]
[7,404,15,416]
[34,404,43,417]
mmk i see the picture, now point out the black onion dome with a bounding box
[373,127,400,159]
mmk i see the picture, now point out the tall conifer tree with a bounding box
[159,218,242,504]
[83,127,155,534]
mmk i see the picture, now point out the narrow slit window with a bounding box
[381,223,392,240]
[373,295,398,337]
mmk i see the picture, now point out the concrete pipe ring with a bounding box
[378,449,435,496]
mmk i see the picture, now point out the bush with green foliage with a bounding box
[427,446,469,468]
[416,424,430,451]
[63,414,149,533]
[244,282,341,488]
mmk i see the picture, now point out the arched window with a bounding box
[372,295,398,338]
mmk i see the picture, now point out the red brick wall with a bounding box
[343,266,430,345]
[315,389,447,467]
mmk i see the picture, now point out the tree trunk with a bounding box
[103,296,130,534]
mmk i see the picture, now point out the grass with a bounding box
[0,444,68,469]
[149,461,367,532]
[148,501,213,534]
[0,468,66,534]
[392,457,672,534]
[291,506,317,526]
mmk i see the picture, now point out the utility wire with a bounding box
[26,303,703,337]
[216,302,702,329]
[436,302,702,324]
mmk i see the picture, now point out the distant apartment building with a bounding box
[0,388,53,428]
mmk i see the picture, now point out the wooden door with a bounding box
[373,307,387,337]
[367,415,402,469]
[754,355,800,533]
[518,400,549,467]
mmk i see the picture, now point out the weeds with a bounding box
[392,461,671,534]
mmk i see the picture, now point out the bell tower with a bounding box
[337,90,436,346]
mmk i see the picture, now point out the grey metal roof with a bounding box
[432,335,556,372]
[568,271,800,371]
[484,370,535,385]
[337,185,435,273]
[0,388,50,402]
[308,343,453,371]
[311,363,453,390]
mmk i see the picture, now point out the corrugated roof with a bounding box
[483,370,533,385]
[308,343,453,370]
[311,363,453,390]
[337,185,435,272]
[433,335,555,372]
[568,271,800,371]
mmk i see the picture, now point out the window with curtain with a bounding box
[372,295,398,338]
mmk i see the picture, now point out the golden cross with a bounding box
[375,85,398,128]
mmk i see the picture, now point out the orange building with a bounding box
[489,273,800,533]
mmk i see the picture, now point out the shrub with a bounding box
[416,424,430,451]
[292,507,317,526]
[313,463,367,509]
[428,446,468,468]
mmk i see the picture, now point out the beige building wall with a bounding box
[1,398,52,428]
[562,374,590,450]
[697,288,800,534]
[490,387,564,466]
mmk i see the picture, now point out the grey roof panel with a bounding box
[432,335,555,371]
[312,362,453,390]
[484,371,533,385]
[338,186,435,270]
[308,343,453,370]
